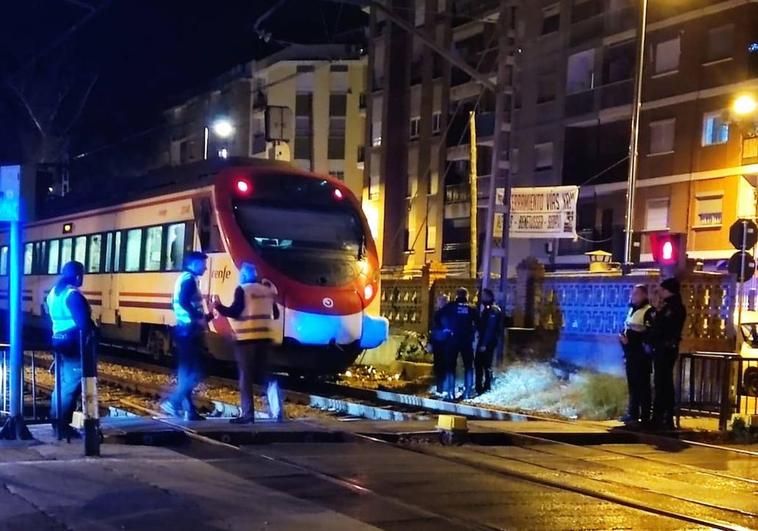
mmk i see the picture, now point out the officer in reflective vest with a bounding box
[619,284,654,425]
[214,262,281,423]
[46,261,93,439]
[161,251,212,420]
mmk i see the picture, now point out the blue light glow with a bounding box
[290,312,346,344]
[360,314,388,349]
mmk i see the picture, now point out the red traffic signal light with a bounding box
[649,232,686,267]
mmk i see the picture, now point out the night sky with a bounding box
[0,0,366,164]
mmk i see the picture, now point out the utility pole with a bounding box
[481,0,513,297]
[469,111,478,279]
[623,0,648,267]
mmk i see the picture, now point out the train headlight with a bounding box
[235,179,252,195]
[364,284,374,301]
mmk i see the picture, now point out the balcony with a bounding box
[442,242,470,263]
[599,79,633,109]
[445,183,470,204]
[565,90,595,117]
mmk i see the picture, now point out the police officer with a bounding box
[214,262,282,423]
[619,284,654,425]
[441,287,478,400]
[648,277,687,430]
[429,294,450,397]
[161,251,212,420]
[475,288,502,395]
[46,261,94,439]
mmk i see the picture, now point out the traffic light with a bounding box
[649,232,686,270]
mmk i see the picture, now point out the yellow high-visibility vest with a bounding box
[625,304,651,333]
[232,282,278,341]
[47,285,79,335]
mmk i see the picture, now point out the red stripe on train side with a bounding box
[119,301,173,310]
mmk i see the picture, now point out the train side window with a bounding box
[0,246,7,275]
[193,197,224,253]
[34,242,45,274]
[113,231,122,272]
[88,234,102,273]
[23,243,33,275]
[104,233,113,273]
[74,235,87,265]
[144,226,162,271]
[48,240,60,275]
[124,228,142,272]
[61,238,73,264]
[165,223,186,271]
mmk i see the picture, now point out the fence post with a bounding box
[718,355,732,431]
[80,330,100,456]
[514,257,544,328]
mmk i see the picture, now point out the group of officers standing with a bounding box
[47,252,281,437]
[429,287,504,400]
[620,277,687,430]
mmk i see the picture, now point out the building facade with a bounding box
[164,44,367,198]
[369,0,758,277]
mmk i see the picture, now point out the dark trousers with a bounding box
[653,351,677,426]
[431,340,446,393]
[475,345,495,394]
[445,340,474,398]
[234,340,270,418]
[624,348,652,422]
[169,327,206,412]
[51,333,82,429]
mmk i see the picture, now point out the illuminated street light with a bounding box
[733,95,757,117]
[203,117,235,160]
[211,118,234,138]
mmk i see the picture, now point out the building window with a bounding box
[166,223,186,271]
[74,236,86,264]
[409,116,420,139]
[649,119,675,154]
[0,247,7,276]
[511,148,519,174]
[328,116,346,159]
[144,226,163,271]
[702,111,729,146]
[87,234,102,273]
[432,111,442,134]
[603,40,634,84]
[541,4,560,35]
[645,198,669,230]
[706,24,734,63]
[654,37,680,74]
[295,93,313,160]
[48,239,60,275]
[566,49,595,94]
[695,194,723,226]
[329,94,347,116]
[537,73,556,103]
[426,224,436,251]
[414,0,425,26]
[23,243,32,275]
[371,119,382,147]
[535,142,554,170]
[124,229,142,272]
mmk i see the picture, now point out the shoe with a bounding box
[184,409,206,421]
[230,415,255,425]
[159,400,182,418]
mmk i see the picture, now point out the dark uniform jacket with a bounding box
[648,294,687,357]
[477,303,503,351]
[441,299,478,344]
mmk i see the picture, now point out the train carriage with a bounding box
[0,159,388,373]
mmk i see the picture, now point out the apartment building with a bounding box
[365,0,513,275]
[164,44,367,198]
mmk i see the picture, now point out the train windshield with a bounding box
[235,204,364,257]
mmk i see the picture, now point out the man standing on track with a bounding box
[214,262,282,423]
[46,260,94,439]
[475,288,502,395]
[162,251,213,421]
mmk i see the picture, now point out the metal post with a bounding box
[482,0,511,291]
[469,111,478,280]
[622,0,648,267]
[30,351,36,419]
[203,126,209,160]
[737,219,748,341]
[80,329,100,456]
[0,219,31,439]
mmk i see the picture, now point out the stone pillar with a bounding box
[514,257,545,328]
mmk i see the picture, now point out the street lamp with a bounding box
[733,94,757,118]
[203,118,235,160]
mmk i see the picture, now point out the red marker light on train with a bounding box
[235,179,251,194]
[333,188,343,200]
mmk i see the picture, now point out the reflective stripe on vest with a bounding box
[232,282,277,341]
[47,286,78,335]
[173,271,204,327]
[625,304,651,333]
